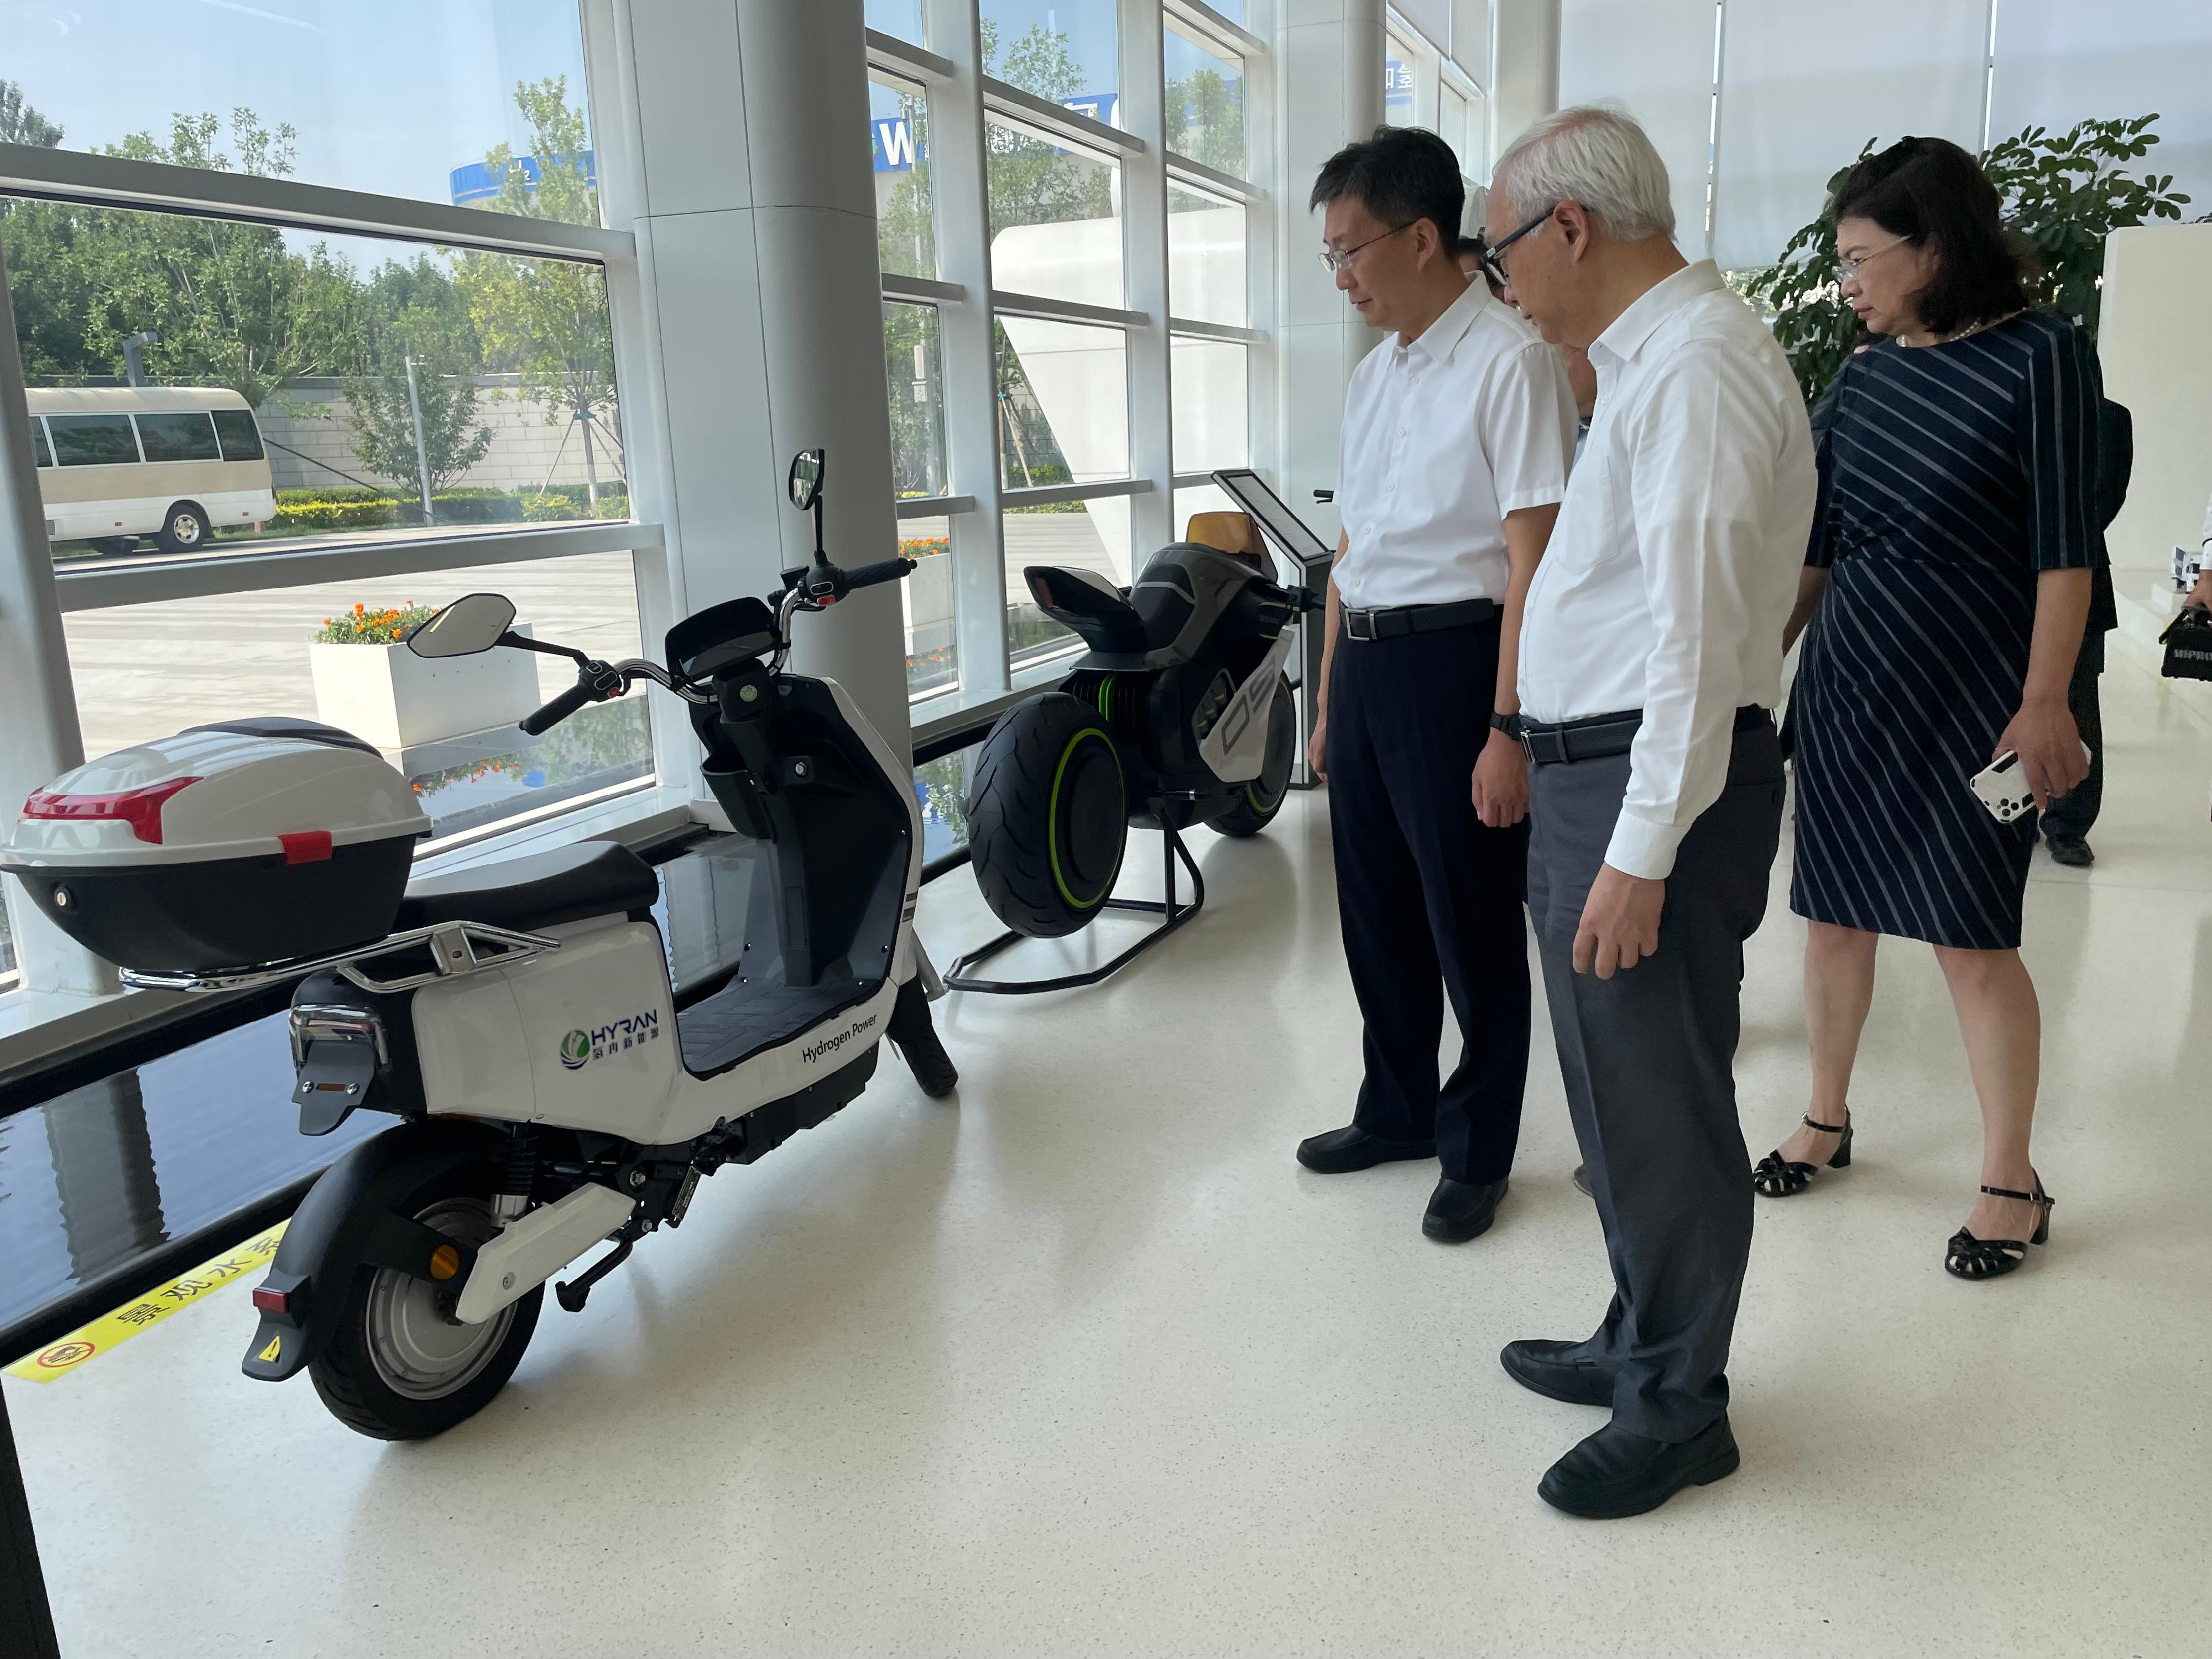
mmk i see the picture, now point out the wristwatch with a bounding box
[1489,711,1525,739]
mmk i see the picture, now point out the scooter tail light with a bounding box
[23,777,201,844]
[251,1286,290,1315]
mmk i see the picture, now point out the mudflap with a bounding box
[242,1117,505,1383]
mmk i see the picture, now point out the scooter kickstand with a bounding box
[554,1233,637,1313]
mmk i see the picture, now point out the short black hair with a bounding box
[1310,126,1467,255]
[1829,137,2031,336]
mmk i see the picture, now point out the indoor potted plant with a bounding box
[308,601,543,752]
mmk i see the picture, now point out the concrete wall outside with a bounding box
[253,376,625,496]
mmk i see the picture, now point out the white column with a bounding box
[1491,0,1561,154]
[0,238,116,997]
[613,0,911,755]
[1273,0,1387,545]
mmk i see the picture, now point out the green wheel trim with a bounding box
[1048,727,1122,910]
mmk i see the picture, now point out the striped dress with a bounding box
[1789,310,2101,951]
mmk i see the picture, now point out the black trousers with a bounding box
[2041,627,2105,842]
[1326,616,1531,1184]
[1526,723,1785,1441]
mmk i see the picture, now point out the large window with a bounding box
[1,22,664,999]
[11,205,625,562]
[1165,24,1248,178]
[864,2,1270,707]
[989,118,1126,309]
[5,1,599,221]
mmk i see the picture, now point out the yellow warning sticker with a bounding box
[6,1222,289,1384]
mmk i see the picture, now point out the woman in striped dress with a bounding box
[1752,138,2097,1280]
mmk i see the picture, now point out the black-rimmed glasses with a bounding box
[1471,205,1558,286]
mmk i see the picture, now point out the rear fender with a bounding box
[241,1117,505,1383]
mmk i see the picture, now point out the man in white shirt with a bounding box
[1478,107,1815,1518]
[1295,127,1577,1246]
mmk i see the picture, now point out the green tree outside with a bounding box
[456,77,622,505]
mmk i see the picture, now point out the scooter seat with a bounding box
[395,841,659,934]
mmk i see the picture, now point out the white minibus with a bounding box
[29,387,277,555]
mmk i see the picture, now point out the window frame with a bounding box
[869,1,1274,739]
[0,67,667,1006]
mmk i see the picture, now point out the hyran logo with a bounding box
[557,1010,663,1072]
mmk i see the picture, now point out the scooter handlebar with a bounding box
[839,557,916,592]
[519,679,599,736]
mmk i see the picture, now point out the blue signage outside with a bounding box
[872,91,1118,175]
[450,152,597,206]
[1385,59,1413,106]
[874,117,924,173]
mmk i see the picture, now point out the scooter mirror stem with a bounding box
[498,630,594,668]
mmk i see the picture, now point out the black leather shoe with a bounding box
[1500,1340,1612,1407]
[1571,1163,1593,1198]
[1422,1176,1507,1242]
[2045,833,2094,868]
[1537,1414,1740,1519]
[1296,1124,1437,1174]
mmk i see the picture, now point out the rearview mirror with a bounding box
[406,592,517,658]
[787,448,825,511]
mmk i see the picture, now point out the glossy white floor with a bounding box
[12,633,2212,1658]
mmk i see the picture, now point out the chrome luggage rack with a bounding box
[120,919,560,995]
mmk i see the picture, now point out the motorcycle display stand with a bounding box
[944,818,1206,997]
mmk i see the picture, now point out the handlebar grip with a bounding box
[519,679,598,737]
[842,557,916,592]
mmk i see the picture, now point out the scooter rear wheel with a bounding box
[309,1165,542,1441]
[1207,678,1297,838]
[968,692,1129,939]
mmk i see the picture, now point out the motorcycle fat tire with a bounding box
[968,691,1129,940]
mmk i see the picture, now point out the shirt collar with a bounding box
[1592,259,1725,365]
[1396,279,1489,367]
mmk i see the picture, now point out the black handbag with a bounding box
[2159,607,2212,680]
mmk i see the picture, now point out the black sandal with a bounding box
[1752,1114,1853,1197]
[1944,1177,2054,1280]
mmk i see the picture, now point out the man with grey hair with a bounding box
[1474,105,1815,1517]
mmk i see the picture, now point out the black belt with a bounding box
[1340,596,1498,642]
[1521,703,1771,766]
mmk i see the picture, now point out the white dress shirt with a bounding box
[1334,279,1577,609]
[1518,260,1817,880]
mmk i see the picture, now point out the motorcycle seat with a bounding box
[395,840,660,934]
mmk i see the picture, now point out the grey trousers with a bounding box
[1526,722,1785,1442]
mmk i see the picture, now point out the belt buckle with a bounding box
[1344,609,1374,642]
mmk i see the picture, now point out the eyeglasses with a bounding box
[1837,233,1910,281]
[1318,221,1414,274]
[1469,205,1558,287]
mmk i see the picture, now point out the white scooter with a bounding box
[2,450,956,1439]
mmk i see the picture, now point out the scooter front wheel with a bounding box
[309,1166,542,1440]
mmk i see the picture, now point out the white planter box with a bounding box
[309,626,542,753]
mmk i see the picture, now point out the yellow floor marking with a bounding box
[6,1222,289,1384]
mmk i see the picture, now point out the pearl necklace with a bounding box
[1898,309,2026,348]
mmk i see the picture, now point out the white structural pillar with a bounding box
[1272,0,1388,545]
[0,238,116,998]
[1491,0,1563,155]
[614,0,911,756]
